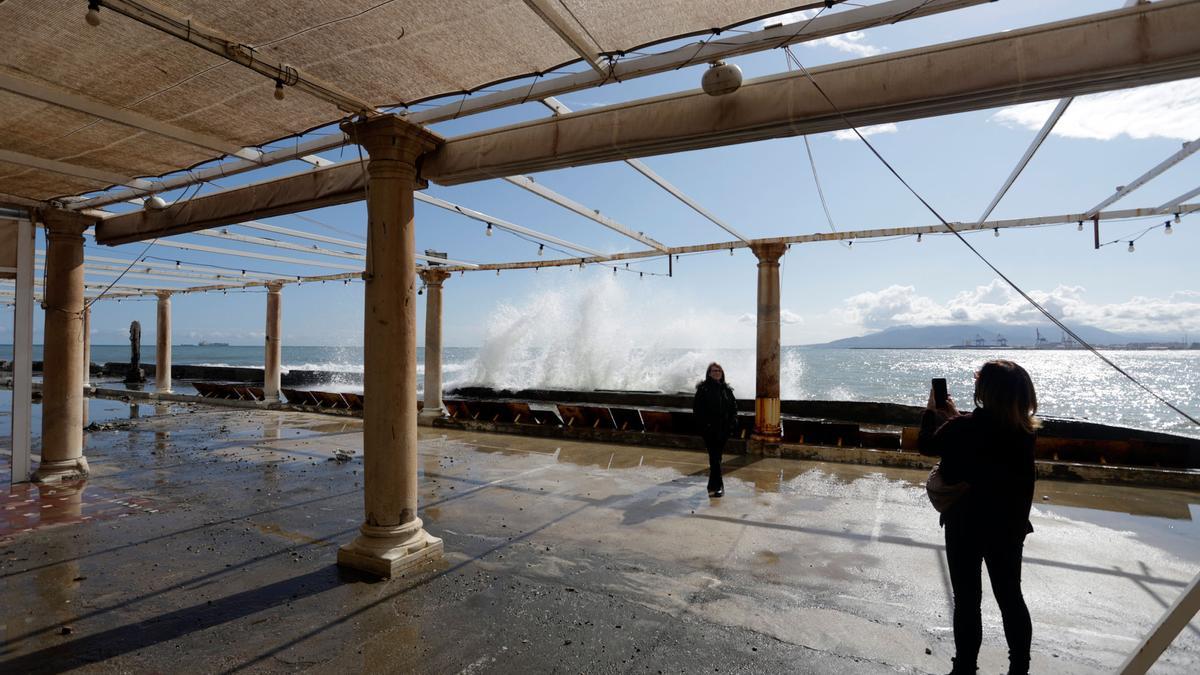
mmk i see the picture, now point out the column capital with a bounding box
[155,290,173,300]
[37,208,94,238]
[265,280,285,293]
[418,267,451,286]
[750,241,787,263]
[341,114,444,165]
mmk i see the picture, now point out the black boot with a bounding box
[945,657,976,675]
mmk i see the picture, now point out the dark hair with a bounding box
[696,362,732,391]
[974,360,1039,433]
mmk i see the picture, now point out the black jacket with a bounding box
[693,379,738,440]
[917,407,1036,541]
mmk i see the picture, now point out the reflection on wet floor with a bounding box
[0,405,1197,673]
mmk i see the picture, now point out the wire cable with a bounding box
[783,45,1200,427]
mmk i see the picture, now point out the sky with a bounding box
[5,0,1199,349]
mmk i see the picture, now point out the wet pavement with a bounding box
[1,402,1198,673]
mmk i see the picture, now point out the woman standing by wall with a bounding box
[918,359,1039,675]
[693,362,738,498]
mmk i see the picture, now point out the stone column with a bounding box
[264,282,283,401]
[82,304,91,387]
[418,268,450,420]
[34,210,92,482]
[155,292,172,393]
[751,242,787,442]
[338,114,445,578]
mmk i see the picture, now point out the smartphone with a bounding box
[932,378,948,407]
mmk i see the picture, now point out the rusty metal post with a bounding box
[337,114,445,578]
[34,210,92,482]
[418,268,450,420]
[751,242,787,442]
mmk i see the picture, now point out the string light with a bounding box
[537,243,544,256]
[1164,220,1173,235]
[495,269,500,276]
[729,248,734,256]
[916,233,922,242]
[273,80,285,101]
[993,228,1000,237]
[85,0,101,26]
[1077,221,1084,232]
[1127,241,1135,253]
[1175,213,1182,225]
[485,223,493,237]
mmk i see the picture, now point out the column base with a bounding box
[418,407,446,423]
[337,520,443,578]
[32,457,90,483]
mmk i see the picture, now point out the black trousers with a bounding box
[704,434,726,491]
[944,520,1032,672]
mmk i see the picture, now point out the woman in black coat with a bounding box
[918,359,1039,675]
[693,362,738,498]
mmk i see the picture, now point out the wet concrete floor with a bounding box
[1,402,1198,673]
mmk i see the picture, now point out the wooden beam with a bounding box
[96,0,1200,243]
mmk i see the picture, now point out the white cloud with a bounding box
[833,123,898,141]
[838,281,1200,335]
[991,78,1200,141]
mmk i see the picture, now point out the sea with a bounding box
[5,343,1199,439]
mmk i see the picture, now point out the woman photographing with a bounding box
[693,362,738,498]
[918,360,1039,675]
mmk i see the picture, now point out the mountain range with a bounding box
[804,323,1184,349]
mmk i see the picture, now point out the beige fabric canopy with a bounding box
[0,0,813,202]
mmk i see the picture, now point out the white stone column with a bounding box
[264,282,283,401]
[34,209,92,482]
[418,268,450,420]
[337,114,445,578]
[155,292,172,393]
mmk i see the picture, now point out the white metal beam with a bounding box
[1158,185,1200,210]
[41,250,285,281]
[0,148,155,191]
[541,97,748,242]
[977,97,1073,224]
[1119,571,1200,675]
[103,236,364,271]
[415,192,603,257]
[432,202,1200,272]
[0,72,255,161]
[68,0,986,211]
[521,0,607,76]
[195,229,365,261]
[503,175,669,252]
[238,220,365,249]
[1085,138,1200,218]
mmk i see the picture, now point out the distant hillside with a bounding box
[804,323,1174,349]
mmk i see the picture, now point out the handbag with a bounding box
[926,462,969,513]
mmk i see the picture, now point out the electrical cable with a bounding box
[783,45,1200,427]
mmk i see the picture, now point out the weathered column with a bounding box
[34,209,92,482]
[338,114,445,577]
[264,282,283,401]
[418,268,450,420]
[751,242,787,442]
[155,292,172,393]
[82,304,91,387]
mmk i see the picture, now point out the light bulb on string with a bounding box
[1165,221,1173,235]
[1077,221,1084,232]
[273,80,285,101]
[537,244,544,256]
[1127,241,1135,253]
[85,0,101,26]
[729,248,734,256]
[917,234,922,243]
[993,228,1000,238]
[1175,213,1182,224]
[485,223,493,237]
